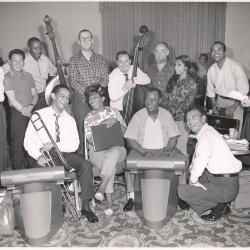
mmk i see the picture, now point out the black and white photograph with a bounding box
[0,1,250,247]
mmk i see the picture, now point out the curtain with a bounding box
[100,2,226,72]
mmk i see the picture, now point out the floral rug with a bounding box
[1,184,250,247]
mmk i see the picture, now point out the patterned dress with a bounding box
[163,75,197,121]
[84,106,126,139]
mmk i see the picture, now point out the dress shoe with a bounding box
[178,198,190,210]
[201,206,231,221]
[81,209,99,223]
[123,198,134,211]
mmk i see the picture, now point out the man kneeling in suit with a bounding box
[178,106,242,221]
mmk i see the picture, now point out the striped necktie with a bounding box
[124,73,129,81]
[54,114,60,142]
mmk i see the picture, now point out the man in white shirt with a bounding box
[206,41,249,135]
[24,37,57,110]
[24,84,98,223]
[108,51,150,116]
[123,87,180,211]
[178,106,242,221]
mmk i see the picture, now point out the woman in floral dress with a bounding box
[163,55,197,155]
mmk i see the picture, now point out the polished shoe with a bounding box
[178,198,190,210]
[201,206,231,221]
[81,209,99,223]
[123,198,134,211]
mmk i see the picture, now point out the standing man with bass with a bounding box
[69,29,109,157]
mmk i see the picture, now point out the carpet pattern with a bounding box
[0,184,250,247]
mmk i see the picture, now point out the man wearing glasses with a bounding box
[69,29,109,157]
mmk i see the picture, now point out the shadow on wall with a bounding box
[38,25,50,58]
[227,47,250,78]
[169,46,176,63]
[226,47,234,59]
[246,61,250,78]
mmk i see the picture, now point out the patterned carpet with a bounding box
[0,183,250,247]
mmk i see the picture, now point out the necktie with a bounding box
[123,73,134,124]
[124,73,129,81]
[54,114,60,142]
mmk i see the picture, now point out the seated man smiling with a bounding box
[24,84,98,223]
[178,106,242,221]
[84,84,127,216]
[123,87,180,211]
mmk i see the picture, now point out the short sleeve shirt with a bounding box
[4,70,35,106]
[124,107,180,147]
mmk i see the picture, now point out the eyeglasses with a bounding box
[79,37,92,42]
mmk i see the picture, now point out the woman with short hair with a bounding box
[84,84,127,216]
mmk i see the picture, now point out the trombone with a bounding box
[30,111,81,221]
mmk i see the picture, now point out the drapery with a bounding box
[100,2,226,72]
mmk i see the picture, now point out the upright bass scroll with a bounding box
[43,15,71,107]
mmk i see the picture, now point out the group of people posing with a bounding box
[0,28,249,223]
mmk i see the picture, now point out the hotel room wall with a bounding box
[0,2,102,63]
[225,2,250,78]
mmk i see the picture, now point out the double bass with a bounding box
[43,15,69,106]
[123,25,150,124]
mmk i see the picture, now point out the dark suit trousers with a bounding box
[27,148,94,201]
[72,91,91,157]
[178,169,239,215]
[63,152,94,201]
[10,107,29,170]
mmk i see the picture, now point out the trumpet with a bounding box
[30,112,81,221]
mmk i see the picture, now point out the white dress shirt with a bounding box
[24,106,79,160]
[108,65,150,110]
[190,123,242,183]
[143,117,164,149]
[23,53,57,94]
[207,57,249,108]
[0,67,4,102]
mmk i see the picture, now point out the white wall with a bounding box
[0,2,102,63]
[225,2,250,78]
